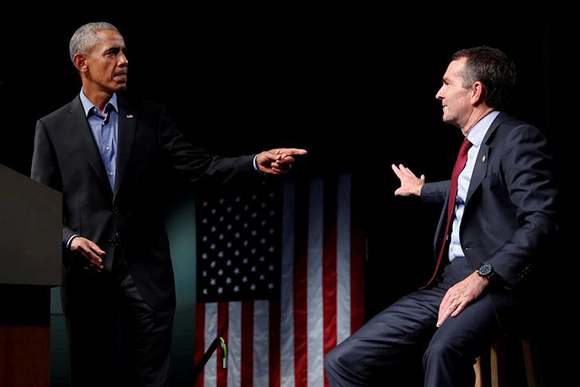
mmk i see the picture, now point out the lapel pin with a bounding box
[482,155,487,163]
[126,114,134,119]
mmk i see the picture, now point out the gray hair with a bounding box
[69,22,119,63]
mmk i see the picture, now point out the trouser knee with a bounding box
[424,339,457,365]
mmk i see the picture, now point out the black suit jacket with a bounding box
[31,94,258,313]
[421,113,559,328]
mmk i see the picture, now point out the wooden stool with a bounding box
[474,336,544,387]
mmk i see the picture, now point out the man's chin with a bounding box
[113,83,128,92]
[441,114,456,126]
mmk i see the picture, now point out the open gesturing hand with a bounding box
[391,164,425,197]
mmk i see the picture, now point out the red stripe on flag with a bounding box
[217,302,229,387]
[195,302,206,387]
[269,299,281,387]
[323,176,338,387]
[241,301,254,387]
[350,176,365,332]
[293,178,309,387]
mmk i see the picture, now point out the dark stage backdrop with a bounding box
[0,11,575,386]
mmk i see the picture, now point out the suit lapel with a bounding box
[465,112,506,204]
[465,144,489,204]
[68,97,112,193]
[113,95,137,200]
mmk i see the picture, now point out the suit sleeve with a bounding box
[487,124,559,288]
[421,180,450,205]
[31,120,77,246]
[157,106,259,187]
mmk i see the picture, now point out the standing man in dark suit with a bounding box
[31,22,306,387]
[325,47,558,386]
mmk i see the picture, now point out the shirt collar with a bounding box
[79,90,119,117]
[466,110,500,148]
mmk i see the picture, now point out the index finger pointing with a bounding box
[280,148,308,156]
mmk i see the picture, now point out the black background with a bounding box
[1,10,576,386]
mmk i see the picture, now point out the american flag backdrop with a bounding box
[194,173,365,387]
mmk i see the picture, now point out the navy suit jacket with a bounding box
[421,112,558,328]
[31,94,259,313]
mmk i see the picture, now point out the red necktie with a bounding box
[422,138,473,289]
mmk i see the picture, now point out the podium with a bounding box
[0,164,62,386]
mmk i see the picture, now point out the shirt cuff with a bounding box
[253,154,265,174]
[66,234,79,249]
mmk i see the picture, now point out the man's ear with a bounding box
[470,81,485,106]
[73,54,87,73]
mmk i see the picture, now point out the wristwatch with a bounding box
[477,262,495,281]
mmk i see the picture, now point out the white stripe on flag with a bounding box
[337,174,352,344]
[254,300,269,387]
[204,302,218,387]
[308,178,324,387]
[228,302,242,387]
[281,181,296,387]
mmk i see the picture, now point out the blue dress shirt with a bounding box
[79,90,119,190]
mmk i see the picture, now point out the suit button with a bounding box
[109,233,121,246]
[113,207,120,214]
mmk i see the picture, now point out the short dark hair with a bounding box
[452,46,516,110]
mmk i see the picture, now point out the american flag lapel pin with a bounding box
[126,114,134,119]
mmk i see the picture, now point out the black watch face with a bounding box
[479,263,492,277]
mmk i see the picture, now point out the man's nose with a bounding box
[118,53,128,67]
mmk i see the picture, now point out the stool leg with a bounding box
[522,339,544,387]
[474,351,492,387]
[474,357,483,387]
[490,338,508,387]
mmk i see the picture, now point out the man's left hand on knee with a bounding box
[437,272,489,327]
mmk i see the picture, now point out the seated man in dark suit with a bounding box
[325,47,558,386]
